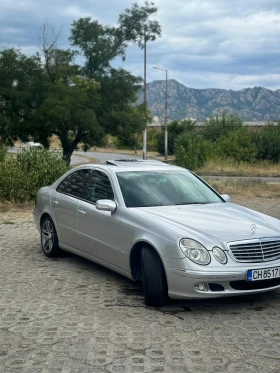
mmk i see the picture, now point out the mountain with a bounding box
[138,79,280,122]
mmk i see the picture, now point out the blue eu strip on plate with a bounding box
[248,270,252,281]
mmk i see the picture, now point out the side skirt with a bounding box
[59,242,133,280]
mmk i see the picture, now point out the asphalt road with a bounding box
[9,148,142,166]
[73,150,142,164]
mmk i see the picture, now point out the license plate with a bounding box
[248,267,280,282]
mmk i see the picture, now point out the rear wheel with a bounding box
[141,246,168,307]
[41,217,60,257]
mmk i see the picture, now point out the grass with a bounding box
[205,177,280,198]
[195,158,280,177]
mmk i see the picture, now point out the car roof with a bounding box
[103,159,167,166]
[73,159,185,173]
[51,159,189,189]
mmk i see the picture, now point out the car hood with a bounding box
[138,203,280,244]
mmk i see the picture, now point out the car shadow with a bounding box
[53,250,280,316]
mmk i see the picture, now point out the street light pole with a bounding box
[153,66,168,160]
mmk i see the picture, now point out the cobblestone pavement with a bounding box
[1,197,280,373]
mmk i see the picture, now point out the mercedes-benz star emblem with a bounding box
[250,224,257,233]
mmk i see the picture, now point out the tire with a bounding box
[41,217,60,257]
[141,246,168,307]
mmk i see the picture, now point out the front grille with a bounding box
[228,238,280,263]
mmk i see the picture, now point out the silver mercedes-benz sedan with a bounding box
[33,160,280,306]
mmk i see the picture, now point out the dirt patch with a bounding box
[0,202,34,224]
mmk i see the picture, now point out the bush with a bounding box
[202,113,243,142]
[157,119,195,155]
[175,133,214,170]
[0,146,8,162]
[115,133,142,150]
[253,123,280,162]
[216,127,257,163]
[147,129,159,152]
[0,149,70,202]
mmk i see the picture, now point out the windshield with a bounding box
[117,170,223,208]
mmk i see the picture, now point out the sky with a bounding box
[1,0,280,91]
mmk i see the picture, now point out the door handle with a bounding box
[78,209,86,215]
[53,199,59,205]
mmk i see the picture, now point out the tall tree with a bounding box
[63,1,161,161]
[69,1,161,78]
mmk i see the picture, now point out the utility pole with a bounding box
[142,27,147,160]
[153,67,168,160]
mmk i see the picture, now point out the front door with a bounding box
[77,170,121,266]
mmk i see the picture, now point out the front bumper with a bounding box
[162,257,280,299]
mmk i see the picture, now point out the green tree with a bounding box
[95,68,148,140]
[36,2,160,164]
[39,77,104,164]
[69,1,161,77]
[0,2,161,164]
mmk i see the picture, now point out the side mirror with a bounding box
[96,199,117,212]
[221,194,231,203]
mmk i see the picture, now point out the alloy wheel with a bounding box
[41,220,54,253]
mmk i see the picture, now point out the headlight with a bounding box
[212,247,227,264]
[180,239,211,265]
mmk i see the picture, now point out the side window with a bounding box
[57,169,92,199]
[57,174,72,194]
[85,170,114,203]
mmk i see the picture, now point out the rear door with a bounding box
[51,169,92,247]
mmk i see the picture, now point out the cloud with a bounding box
[0,0,280,90]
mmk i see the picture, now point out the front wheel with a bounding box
[41,217,60,257]
[141,246,168,307]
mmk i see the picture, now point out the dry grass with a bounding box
[196,159,280,177]
[205,177,280,198]
[0,201,34,213]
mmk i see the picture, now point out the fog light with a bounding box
[195,283,209,292]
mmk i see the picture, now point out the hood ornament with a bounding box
[250,224,257,233]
